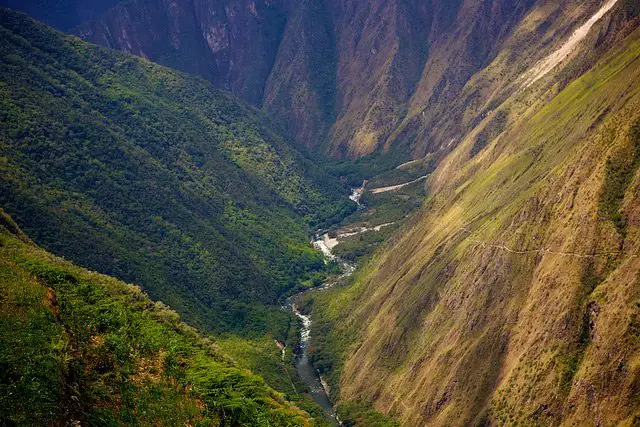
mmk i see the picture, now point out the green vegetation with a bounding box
[0,10,352,336]
[331,183,426,262]
[215,334,336,425]
[303,269,369,398]
[309,24,640,427]
[364,157,434,189]
[331,225,400,262]
[324,151,411,189]
[470,109,508,157]
[337,402,399,427]
[306,298,347,397]
[358,189,424,225]
[217,336,298,397]
[599,121,640,235]
[0,211,313,426]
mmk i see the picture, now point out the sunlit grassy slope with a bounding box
[313,26,640,427]
[0,210,313,426]
[0,9,353,337]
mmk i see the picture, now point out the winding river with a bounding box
[283,184,364,423]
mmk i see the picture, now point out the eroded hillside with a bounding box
[312,13,640,427]
[74,0,636,161]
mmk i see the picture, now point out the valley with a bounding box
[285,176,422,425]
[2,1,640,426]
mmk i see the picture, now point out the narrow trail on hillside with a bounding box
[369,175,429,194]
[522,0,621,89]
[395,159,423,169]
[460,227,637,258]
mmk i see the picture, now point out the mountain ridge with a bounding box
[71,0,630,162]
[2,2,640,426]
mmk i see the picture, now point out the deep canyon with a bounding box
[2,1,640,426]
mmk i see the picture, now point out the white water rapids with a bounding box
[348,180,366,207]
[284,183,369,424]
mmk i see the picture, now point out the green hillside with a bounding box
[311,25,640,426]
[0,9,352,337]
[0,210,313,426]
[4,2,640,426]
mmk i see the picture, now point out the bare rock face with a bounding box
[75,0,633,160]
[262,0,336,150]
[76,0,287,104]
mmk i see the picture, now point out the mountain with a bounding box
[3,1,640,426]
[0,9,353,338]
[0,209,313,426]
[73,0,333,150]
[75,0,289,105]
[73,0,635,161]
[310,3,640,426]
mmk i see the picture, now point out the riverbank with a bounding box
[282,183,369,424]
[285,245,357,424]
[284,175,423,424]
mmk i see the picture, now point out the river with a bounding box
[285,253,355,424]
[283,183,365,424]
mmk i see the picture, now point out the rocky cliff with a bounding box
[77,0,624,159]
[76,0,288,105]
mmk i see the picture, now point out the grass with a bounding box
[337,401,399,427]
[0,210,313,426]
[309,27,640,427]
[331,224,401,262]
[470,110,508,157]
[598,121,640,236]
[330,176,427,262]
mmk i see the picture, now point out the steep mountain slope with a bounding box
[312,18,640,427]
[75,0,289,105]
[71,0,631,160]
[0,9,352,337]
[0,210,313,426]
[4,2,640,426]
[389,0,639,161]
[261,0,337,150]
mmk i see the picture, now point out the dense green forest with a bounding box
[0,10,353,337]
[0,210,314,426]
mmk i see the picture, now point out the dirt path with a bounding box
[460,227,636,258]
[369,175,429,194]
[395,159,422,170]
[522,0,620,88]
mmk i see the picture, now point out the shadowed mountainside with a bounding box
[0,0,120,30]
[73,0,634,162]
